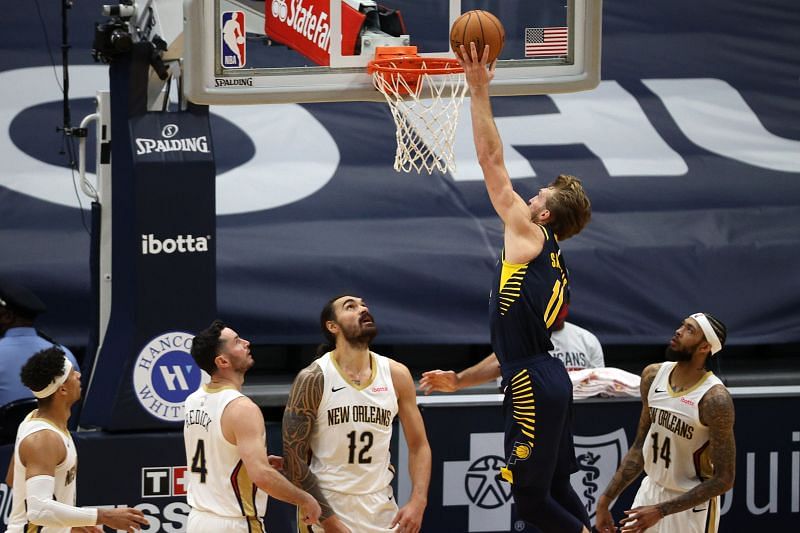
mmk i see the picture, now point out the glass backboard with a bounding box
[183,0,602,104]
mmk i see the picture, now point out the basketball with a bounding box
[450,10,505,63]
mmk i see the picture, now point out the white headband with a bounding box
[690,313,722,355]
[31,358,73,399]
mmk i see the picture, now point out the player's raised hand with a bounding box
[419,370,460,394]
[456,43,496,89]
[96,506,148,530]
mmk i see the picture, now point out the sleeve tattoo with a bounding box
[658,385,735,516]
[602,364,660,500]
[282,364,336,520]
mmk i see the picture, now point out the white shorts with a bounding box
[631,476,719,533]
[304,485,399,533]
[187,508,265,533]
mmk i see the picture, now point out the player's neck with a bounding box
[670,360,708,391]
[332,345,372,382]
[34,404,70,431]
[209,371,244,390]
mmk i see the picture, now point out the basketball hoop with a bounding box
[368,47,466,174]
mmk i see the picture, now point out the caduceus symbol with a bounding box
[577,451,601,512]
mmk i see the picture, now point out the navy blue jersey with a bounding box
[490,225,568,366]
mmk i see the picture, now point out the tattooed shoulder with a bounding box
[640,363,661,398]
[699,384,734,428]
[287,362,324,409]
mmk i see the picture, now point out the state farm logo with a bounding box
[161,124,179,138]
[371,386,388,393]
[272,0,331,51]
[141,234,210,255]
[271,0,288,20]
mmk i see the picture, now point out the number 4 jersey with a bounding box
[310,352,398,495]
[643,362,724,492]
[183,385,268,521]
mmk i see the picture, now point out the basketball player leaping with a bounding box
[420,42,592,533]
[283,295,432,533]
[184,321,321,533]
[6,347,148,533]
[595,313,735,533]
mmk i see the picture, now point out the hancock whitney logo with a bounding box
[133,331,207,422]
[443,430,628,531]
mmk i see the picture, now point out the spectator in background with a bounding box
[0,279,79,407]
[548,302,605,371]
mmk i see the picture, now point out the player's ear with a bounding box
[325,320,339,336]
[537,208,551,223]
[214,353,230,369]
[697,341,712,358]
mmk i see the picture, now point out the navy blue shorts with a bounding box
[500,355,578,487]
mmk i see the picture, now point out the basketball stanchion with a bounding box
[368,47,467,174]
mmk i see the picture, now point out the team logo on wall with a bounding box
[569,428,629,526]
[133,331,207,422]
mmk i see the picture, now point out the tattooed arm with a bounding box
[656,385,735,516]
[595,363,661,532]
[282,364,340,526]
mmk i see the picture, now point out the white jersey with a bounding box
[643,362,724,492]
[7,411,79,533]
[184,385,268,525]
[549,322,605,370]
[310,352,398,495]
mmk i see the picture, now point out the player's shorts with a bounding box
[304,485,399,533]
[631,476,720,533]
[499,354,578,487]
[187,508,265,533]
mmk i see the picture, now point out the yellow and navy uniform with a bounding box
[490,224,568,365]
[491,225,589,531]
[184,385,267,533]
[630,362,724,533]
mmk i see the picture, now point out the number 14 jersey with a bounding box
[310,352,398,495]
[643,362,724,492]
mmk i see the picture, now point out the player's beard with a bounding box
[665,340,700,362]
[341,320,378,347]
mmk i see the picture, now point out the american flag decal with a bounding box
[524,27,568,57]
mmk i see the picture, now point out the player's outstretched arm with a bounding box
[419,353,501,394]
[595,363,661,533]
[282,365,345,530]
[391,361,431,533]
[459,42,539,253]
[227,397,321,526]
[19,431,147,530]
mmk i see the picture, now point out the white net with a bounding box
[371,61,467,174]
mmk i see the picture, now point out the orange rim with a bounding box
[367,57,463,76]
